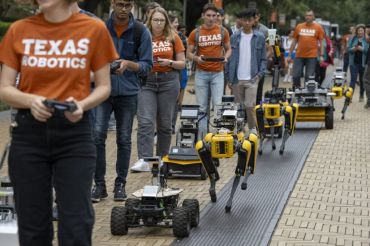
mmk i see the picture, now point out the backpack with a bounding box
[191,25,225,71]
[132,20,147,87]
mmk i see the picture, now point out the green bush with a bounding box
[0,21,12,37]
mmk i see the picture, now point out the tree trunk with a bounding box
[185,0,208,34]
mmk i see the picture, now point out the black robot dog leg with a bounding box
[341,88,353,120]
[196,140,219,202]
[255,105,265,155]
[225,175,240,213]
[241,134,257,189]
[280,107,292,154]
[270,126,276,150]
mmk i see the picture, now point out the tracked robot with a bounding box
[330,67,353,120]
[255,30,299,155]
[195,95,258,212]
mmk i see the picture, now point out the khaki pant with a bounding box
[232,78,258,129]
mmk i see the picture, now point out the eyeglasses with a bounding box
[152,18,166,24]
[115,2,133,9]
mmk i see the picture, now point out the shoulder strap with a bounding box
[220,26,225,48]
[133,20,145,57]
[194,26,201,55]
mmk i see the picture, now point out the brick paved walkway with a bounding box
[1,73,370,246]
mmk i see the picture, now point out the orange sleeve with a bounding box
[0,24,21,71]
[90,23,119,72]
[188,30,196,46]
[174,34,185,54]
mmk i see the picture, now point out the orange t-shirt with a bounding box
[293,22,324,58]
[114,22,128,37]
[152,33,185,73]
[188,24,230,72]
[0,13,118,101]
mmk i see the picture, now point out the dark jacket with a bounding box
[106,13,153,96]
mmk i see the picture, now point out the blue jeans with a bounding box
[349,63,365,97]
[94,95,137,186]
[195,70,224,139]
[292,57,317,88]
[10,110,95,246]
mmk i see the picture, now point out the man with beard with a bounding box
[91,0,153,202]
[288,10,325,88]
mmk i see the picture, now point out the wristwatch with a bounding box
[169,60,173,67]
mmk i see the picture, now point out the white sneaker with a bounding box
[130,159,150,172]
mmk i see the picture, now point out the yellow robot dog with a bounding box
[255,30,299,155]
[195,96,258,213]
[330,67,353,120]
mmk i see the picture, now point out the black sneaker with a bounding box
[91,185,108,203]
[113,184,127,201]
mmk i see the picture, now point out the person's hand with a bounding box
[287,57,293,63]
[116,60,129,74]
[157,58,172,67]
[30,96,53,122]
[64,97,84,123]
[222,57,228,64]
[319,56,324,63]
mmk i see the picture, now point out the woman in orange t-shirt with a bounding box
[132,7,185,171]
[0,0,118,245]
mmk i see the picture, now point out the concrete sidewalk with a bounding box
[0,75,370,245]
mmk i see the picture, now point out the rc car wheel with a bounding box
[182,199,200,227]
[173,207,191,238]
[125,198,140,224]
[111,206,128,235]
[325,107,334,129]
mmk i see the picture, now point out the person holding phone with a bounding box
[131,7,185,172]
[0,0,118,245]
[348,24,369,102]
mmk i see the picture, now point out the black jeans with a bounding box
[9,110,96,246]
[292,57,317,88]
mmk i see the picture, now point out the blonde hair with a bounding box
[146,7,176,43]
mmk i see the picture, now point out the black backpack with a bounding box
[132,20,147,87]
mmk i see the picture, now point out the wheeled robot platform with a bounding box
[289,77,335,129]
[110,157,200,238]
